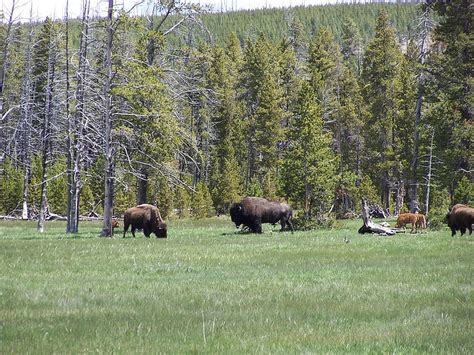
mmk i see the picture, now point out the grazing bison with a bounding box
[446,204,474,236]
[123,204,167,238]
[229,197,293,233]
[112,218,119,231]
[395,213,418,233]
[415,213,427,232]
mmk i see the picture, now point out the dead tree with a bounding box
[37,25,59,232]
[423,127,435,217]
[19,8,34,220]
[101,0,115,237]
[358,198,397,235]
[409,7,434,213]
[66,0,91,234]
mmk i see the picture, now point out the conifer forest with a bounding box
[0,0,472,236]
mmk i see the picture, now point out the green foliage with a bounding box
[174,177,192,218]
[79,184,96,216]
[361,10,404,208]
[454,176,473,206]
[154,177,174,219]
[191,182,214,219]
[243,33,285,185]
[281,82,337,216]
[0,160,23,215]
[246,178,263,198]
[427,187,451,230]
[190,3,420,47]
[47,158,67,214]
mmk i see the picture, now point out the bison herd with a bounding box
[116,199,473,238]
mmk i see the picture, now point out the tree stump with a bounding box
[358,198,397,235]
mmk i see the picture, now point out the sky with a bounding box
[2,0,343,21]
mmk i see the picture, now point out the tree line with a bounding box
[0,0,472,235]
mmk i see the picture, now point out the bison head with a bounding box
[155,222,168,238]
[229,203,244,228]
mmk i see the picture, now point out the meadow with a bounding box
[1,218,473,353]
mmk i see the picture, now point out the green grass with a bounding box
[1,218,473,353]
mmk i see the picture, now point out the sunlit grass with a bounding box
[1,218,473,353]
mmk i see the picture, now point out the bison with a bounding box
[123,204,167,238]
[395,213,418,233]
[112,218,119,231]
[229,197,293,233]
[415,213,427,232]
[446,204,474,236]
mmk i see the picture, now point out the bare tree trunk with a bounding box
[137,168,148,204]
[20,9,34,220]
[0,0,16,112]
[394,180,405,216]
[424,128,434,216]
[65,0,90,233]
[409,8,432,213]
[65,0,73,232]
[38,35,57,232]
[101,0,115,237]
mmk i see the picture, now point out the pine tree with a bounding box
[281,82,336,217]
[341,17,363,75]
[207,41,243,212]
[192,182,214,219]
[362,10,403,210]
[243,33,285,191]
[428,0,473,192]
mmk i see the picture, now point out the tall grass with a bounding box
[1,218,472,353]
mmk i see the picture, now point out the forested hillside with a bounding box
[176,3,421,45]
[0,0,472,235]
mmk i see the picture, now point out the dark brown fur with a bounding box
[229,197,293,233]
[123,204,167,238]
[446,204,474,237]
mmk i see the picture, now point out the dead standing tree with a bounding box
[66,0,91,234]
[358,198,397,235]
[37,23,60,232]
[101,0,115,237]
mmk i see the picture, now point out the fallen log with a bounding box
[358,198,398,235]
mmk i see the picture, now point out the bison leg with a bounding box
[287,218,294,233]
[460,227,466,236]
[131,226,137,238]
[280,219,286,231]
[451,226,457,237]
[123,222,129,238]
[255,219,263,234]
[468,226,472,235]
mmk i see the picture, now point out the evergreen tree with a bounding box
[243,33,285,191]
[428,0,473,193]
[362,10,403,210]
[341,17,363,75]
[192,182,214,219]
[281,82,336,217]
[207,39,244,212]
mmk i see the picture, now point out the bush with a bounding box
[192,182,215,219]
[427,187,451,230]
[291,213,336,231]
[454,176,473,205]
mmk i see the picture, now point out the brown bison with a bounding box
[229,197,293,233]
[415,213,427,232]
[112,218,119,231]
[395,213,418,233]
[446,204,474,236]
[123,204,167,238]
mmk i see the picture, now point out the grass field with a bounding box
[1,218,473,353]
